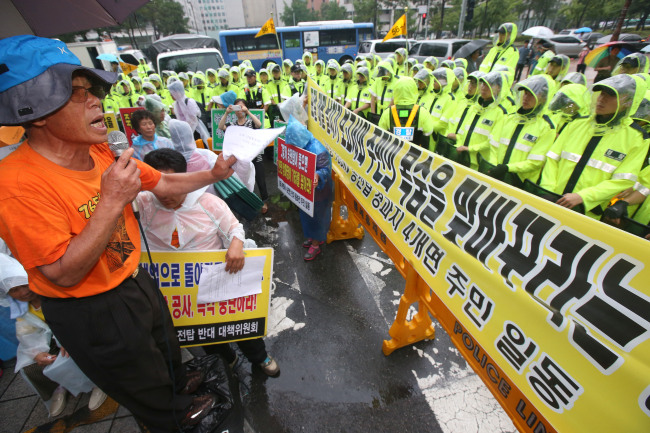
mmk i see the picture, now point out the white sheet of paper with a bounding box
[222,126,285,163]
[196,255,266,304]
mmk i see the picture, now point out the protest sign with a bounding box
[277,138,317,216]
[273,120,287,164]
[307,77,650,433]
[140,248,273,346]
[211,108,264,151]
[119,107,144,146]
[103,112,119,135]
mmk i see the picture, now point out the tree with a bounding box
[353,0,379,27]
[321,1,349,20]
[139,0,188,39]
[282,0,320,26]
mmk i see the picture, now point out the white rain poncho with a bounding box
[168,81,210,143]
[137,189,245,252]
[0,252,28,312]
[169,119,217,172]
[0,254,95,400]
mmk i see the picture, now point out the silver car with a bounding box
[357,39,418,59]
[409,39,471,63]
[548,35,586,58]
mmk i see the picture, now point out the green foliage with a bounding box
[320,1,349,20]
[281,0,319,25]
[353,0,379,26]
[140,0,189,38]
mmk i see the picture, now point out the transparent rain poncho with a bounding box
[613,52,650,76]
[414,69,431,90]
[514,74,552,117]
[561,72,587,87]
[424,56,439,70]
[169,119,217,172]
[548,83,591,119]
[478,71,505,106]
[591,74,648,126]
[495,22,517,49]
[285,115,314,149]
[168,81,210,143]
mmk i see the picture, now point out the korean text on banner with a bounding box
[211,108,265,152]
[277,138,317,217]
[140,249,273,347]
[306,77,650,433]
[103,112,119,134]
[119,107,144,146]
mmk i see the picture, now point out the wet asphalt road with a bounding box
[232,158,515,433]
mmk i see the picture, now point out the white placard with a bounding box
[196,255,266,304]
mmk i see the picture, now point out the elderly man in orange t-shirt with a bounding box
[0,36,237,432]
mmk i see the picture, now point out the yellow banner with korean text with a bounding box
[307,77,650,433]
[139,249,273,347]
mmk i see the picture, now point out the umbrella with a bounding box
[522,26,554,38]
[0,0,150,39]
[574,27,593,34]
[453,39,491,60]
[96,53,119,62]
[596,33,643,44]
[584,42,638,68]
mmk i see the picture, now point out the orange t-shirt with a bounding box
[0,141,162,298]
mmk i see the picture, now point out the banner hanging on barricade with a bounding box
[119,107,144,146]
[306,77,650,433]
[139,249,273,347]
[277,138,317,217]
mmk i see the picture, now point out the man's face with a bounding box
[260,73,268,83]
[154,169,187,209]
[546,62,561,78]
[396,53,404,64]
[498,32,506,44]
[479,82,493,100]
[37,74,108,144]
[357,74,366,85]
[144,87,155,95]
[417,80,427,91]
[467,80,478,96]
[232,72,239,81]
[208,74,216,83]
[329,68,337,78]
[273,69,282,80]
[246,74,256,86]
[292,71,302,81]
[316,64,322,74]
[596,91,618,115]
[521,89,537,110]
[220,77,229,87]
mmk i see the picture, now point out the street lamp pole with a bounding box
[458,0,467,37]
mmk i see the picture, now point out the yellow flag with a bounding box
[120,62,137,76]
[255,17,276,38]
[382,14,407,42]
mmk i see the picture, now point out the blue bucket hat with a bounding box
[214,90,237,107]
[0,35,117,126]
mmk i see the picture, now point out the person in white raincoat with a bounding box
[0,254,106,416]
[168,81,210,144]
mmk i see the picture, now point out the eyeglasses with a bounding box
[70,85,106,103]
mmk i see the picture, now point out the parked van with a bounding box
[357,38,417,59]
[409,39,470,62]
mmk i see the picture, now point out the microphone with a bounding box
[107,131,140,220]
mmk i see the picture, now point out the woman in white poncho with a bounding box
[168,81,210,144]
